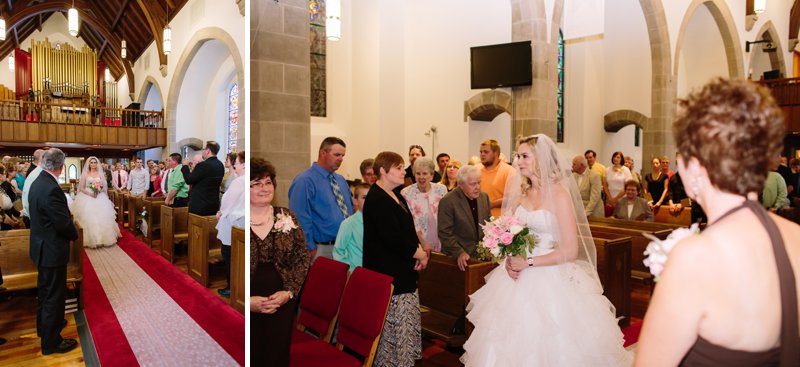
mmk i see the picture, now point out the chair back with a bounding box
[336,267,394,364]
[297,257,350,342]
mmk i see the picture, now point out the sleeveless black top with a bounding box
[680,200,799,366]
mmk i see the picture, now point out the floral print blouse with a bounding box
[250,207,310,295]
[400,182,447,252]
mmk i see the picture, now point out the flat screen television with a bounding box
[470,41,532,89]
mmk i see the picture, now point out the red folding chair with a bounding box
[292,257,350,344]
[291,267,394,367]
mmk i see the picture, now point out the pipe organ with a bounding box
[30,38,99,104]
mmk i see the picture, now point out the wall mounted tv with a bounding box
[470,41,532,89]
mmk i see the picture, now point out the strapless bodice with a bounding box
[513,206,557,250]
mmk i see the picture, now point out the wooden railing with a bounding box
[760,77,800,133]
[0,98,163,128]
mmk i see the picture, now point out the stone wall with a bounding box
[251,0,311,206]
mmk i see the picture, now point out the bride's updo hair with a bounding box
[673,78,783,196]
[515,135,568,194]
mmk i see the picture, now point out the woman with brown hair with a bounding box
[644,157,669,210]
[441,159,463,192]
[636,78,800,365]
[249,158,310,367]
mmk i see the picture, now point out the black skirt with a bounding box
[251,262,295,367]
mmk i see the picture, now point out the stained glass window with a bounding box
[228,83,239,153]
[557,29,565,143]
[309,0,326,117]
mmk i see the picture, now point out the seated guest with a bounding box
[613,180,653,222]
[250,158,310,367]
[441,159,462,192]
[333,183,370,272]
[438,165,491,271]
[572,155,604,218]
[401,157,447,254]
[216,151,246,297]
[435,153,450,183]
[636,78,800,366]
[359,158,377,185]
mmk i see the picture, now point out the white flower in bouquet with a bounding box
[642,223,701,280]
[87,180,101,194]
[476,215,538,262]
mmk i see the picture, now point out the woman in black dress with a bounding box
[249,158,310,367]
[644,157,669,211]
[363,151,429,367]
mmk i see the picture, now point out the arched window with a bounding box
[557,29,565,143]
[228,83,239,153]
[68,164,78,180]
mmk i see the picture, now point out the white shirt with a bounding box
[606,166,632,198]
[161,169,171,194]
[127,167,149,195]
[21,166,43,218]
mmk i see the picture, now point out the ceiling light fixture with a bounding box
[163,6,171,55]
[326,0,341,41]
[0,18,6,41]
[68,4,79,36]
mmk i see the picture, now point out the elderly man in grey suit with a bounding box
[438,165,491,271]
[572,155,604,218]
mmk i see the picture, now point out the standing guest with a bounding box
[288,137,353,259]
[480,139,515,217]
[613,180,653,222]
[363,151,429,367]
[28,148,79,355]
[22,150,45,223]
[146,159,155,170]
[149,165,163,197]
[624,156,643,193]
[160,160,171,196]
[165,153,189,208]
[126,158,149,197]
[788,159,800,207]
[221,152,238,194]
[216,151,246,297]
[401,157,448,254]
[3,164,21,220]
[8,161,22,196]
[112,162,128,191]
[250,158,310,367]
[359,158,378,185]
[572,155,604,218]
[11,158,25,193]
[333,183,370,272]
[158,161,167,173]
[762,158,789,213]
[644,157,669,211]
[435,153,450,183]
[26,149,44,177]
[403,145,441,187]
[441,159,462,192]
[0,166,20,229]
[603,151,633,210]
[585,149,606,181]
[438,165,491,271]
[182,141,225,216]
[101,162,112,189]
[661,155,675,179]
[636,78,800,366]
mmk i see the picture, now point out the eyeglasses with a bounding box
[250,179,273,189]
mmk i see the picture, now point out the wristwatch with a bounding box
[527,257,534,267]
[286,290,294,300]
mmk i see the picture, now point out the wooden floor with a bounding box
[415,281,653,367]
[0,228,231,367]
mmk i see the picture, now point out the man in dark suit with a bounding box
[438,165,491,271]
[29,148,79,355]
[182,141,225,216]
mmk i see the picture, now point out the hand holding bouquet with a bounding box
[87,180,101,196]
[477,215,537,263]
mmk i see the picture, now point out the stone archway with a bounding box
[637,0,672,162]
[751,21,787,78]
[604,109,649,132]
[464,90,513,121]
[137,76,165,109]
[165,27,245,154]
[674,0,744,79]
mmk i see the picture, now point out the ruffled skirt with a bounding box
[72,192,121,248]
[461,258,632,367]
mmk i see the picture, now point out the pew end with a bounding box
[188,214,223,287]
[160,205,189,263]
[230,226,245,314]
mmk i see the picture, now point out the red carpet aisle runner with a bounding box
[83,228,245,366]
[622,321,642,348]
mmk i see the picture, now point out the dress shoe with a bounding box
[42,339,78,355]
[61,319,68,331]
[218,288,230,297]
[0,337,6,346]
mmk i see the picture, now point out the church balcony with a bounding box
[0,99,166,153]
[760,77,800,133]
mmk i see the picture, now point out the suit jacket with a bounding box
[438,188,491,259]
[29,171,78,268]
[574,170,604,218]
[182,157,225,216]
[613,196,653,222]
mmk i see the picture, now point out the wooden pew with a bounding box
[114,191,126,225]
[127,194,142,231]
[418,253,497,347]
[590,216,686,231]
[0,222,84,307]
[160,205,189,263]
[590,223,672,288]
[592,235,632,326]
[142,197,166,247]
[230,226,245,314]
[187,214,223,287]
[653,206,692,226]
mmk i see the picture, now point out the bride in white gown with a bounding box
[72,156,121,248]
[461,135,632,366]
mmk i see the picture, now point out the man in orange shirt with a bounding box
[479,139,515,217]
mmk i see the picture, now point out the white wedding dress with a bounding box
[461,207,632,366]
[72,176,121,248]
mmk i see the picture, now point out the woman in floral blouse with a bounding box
[401,157,447,254]
[249,158,310,367]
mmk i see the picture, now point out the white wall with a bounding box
[469,113,512,161]
[677,4,729,98]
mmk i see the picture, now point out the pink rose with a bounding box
[483,236,498,249]
[500,232,514,245]
[492,225,503,236]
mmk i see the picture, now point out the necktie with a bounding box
[164,169,171,192]
[329,174,349,218]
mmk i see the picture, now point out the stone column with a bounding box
[251,0,311,206]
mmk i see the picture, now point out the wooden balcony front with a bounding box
[0,99,166,150]
[760,77,800,133]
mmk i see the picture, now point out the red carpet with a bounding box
[83,228,245,366]
[622,321,643,347]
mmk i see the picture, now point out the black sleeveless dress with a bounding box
[680,200,799,366]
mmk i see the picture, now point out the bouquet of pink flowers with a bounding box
[272,209,298,234]
[87,180,101,195]
[476,215,538,262]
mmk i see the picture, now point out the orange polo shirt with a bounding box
[480,161,515,218]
